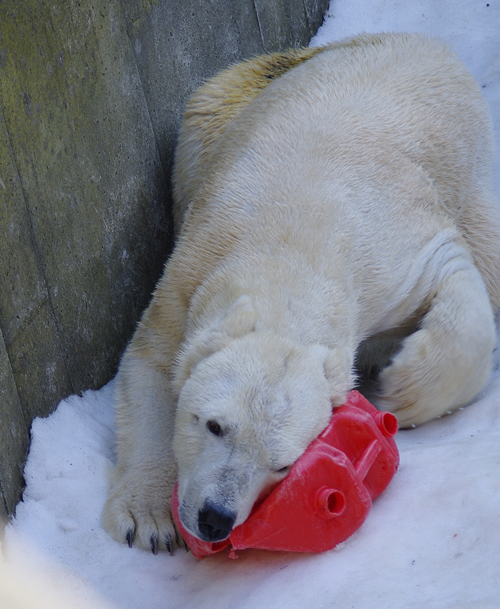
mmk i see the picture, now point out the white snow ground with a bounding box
[2,1,500,608]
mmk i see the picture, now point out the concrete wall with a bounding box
[0,0,329,519]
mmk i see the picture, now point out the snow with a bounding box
[3,1,500,607]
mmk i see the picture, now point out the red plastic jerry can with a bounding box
[171,390,399,558]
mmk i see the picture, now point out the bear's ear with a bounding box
[173,295,257,393]
[323,347,355,406]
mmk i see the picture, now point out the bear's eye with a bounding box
[275,465,291,474]
[206,419,223,437]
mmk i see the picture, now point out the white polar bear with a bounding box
[103,33,500,552]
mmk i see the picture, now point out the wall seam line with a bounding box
[301,0,314,37]
[120,2,172,199]
[0,103,76,402]
[251,0,268,52]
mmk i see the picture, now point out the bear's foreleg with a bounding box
[102,352,182,554]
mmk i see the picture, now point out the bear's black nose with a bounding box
[198,501,236,542]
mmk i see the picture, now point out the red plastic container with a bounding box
[171,391,399,558]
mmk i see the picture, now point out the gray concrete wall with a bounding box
[0,0,329,519]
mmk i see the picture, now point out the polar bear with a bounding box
[103,33,500,553]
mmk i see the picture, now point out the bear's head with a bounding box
[172,295,352,542]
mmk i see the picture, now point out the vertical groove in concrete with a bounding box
[252,0,268,52]
[2,94,77,398]
[0,325,29,515]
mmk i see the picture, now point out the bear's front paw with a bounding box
[102,476,186,554]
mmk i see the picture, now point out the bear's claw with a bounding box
[150,533,159,555]
[126,529,134,548]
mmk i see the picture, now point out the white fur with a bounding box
[102,34,500,551]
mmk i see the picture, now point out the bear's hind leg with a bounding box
[373,253,496,427]
[458,188,500,311]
